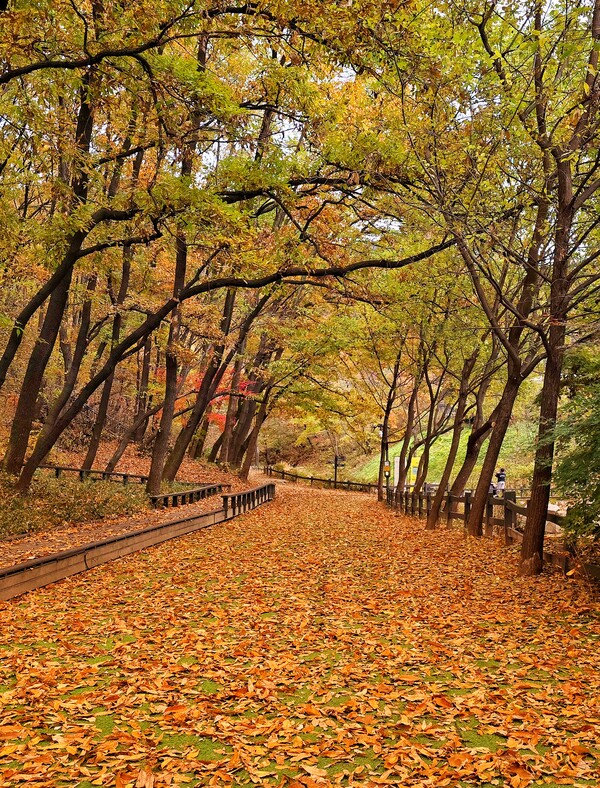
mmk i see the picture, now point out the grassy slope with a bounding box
[352,421,538,488]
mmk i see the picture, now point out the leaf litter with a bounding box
[0,483,599,787]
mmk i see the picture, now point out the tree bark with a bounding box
[82,247,134,469]
[377,346,402,501]
[208,431,223,464]
[0,73,94,393]
[466,377,521,535]
[134,337,153,443]
[219,353,244,465]
[162,289,237,481]
[2,268,75,474]
[520,159,573,574]
[190,407,211,459]
[427,354,477,528]
[34,274,98,461]
[395,382,418,492]
[239,391,270,481]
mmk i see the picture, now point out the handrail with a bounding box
[264,466,376,494]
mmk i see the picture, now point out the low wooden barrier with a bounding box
[0,483,275,602]
[385,486,600,578]
[150,483,230,509]
[264,466,376,493]
[223,484,276,517]
[35,464,229,510]
[37,464,149,485]
[386,487,562,539]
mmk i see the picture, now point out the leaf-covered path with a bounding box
[1,484,599,788]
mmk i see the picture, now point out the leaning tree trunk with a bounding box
[190,407,212,459]
[33,274,97,463]
[82,148,140,470]
[134,337,153,443]
[395,385,418,492]
[208,432,223,463]
[219,354,244,465]
[162,289,238,482]
[427,355,477,529]
[239,393,270,481]
[466,377,521,536]
[2,268,74,474]
[146,320,180,495]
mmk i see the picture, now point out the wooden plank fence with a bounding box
[150,483,230,509]
[0,483,276,602]
[37,464,150,485]
[33,464,229,509]
[264,466,376,493]
[385,486,600,578]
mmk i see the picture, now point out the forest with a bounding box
[1,0,600,578]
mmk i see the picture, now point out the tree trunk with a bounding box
[146,321,180,495]
[239,393,270,481]
[466,377,520,536]
[519,171,572,573]
[190,407,211,459]
[378,347,402,501]
[0,79,94,392]
[162,289,237,482]
[208,431,223,463]
[427,355,477,528]
[82,247,133,469]
[519,334,564,575]
[2,268,74,474]
[134,336,153,443]
[219,354,244,465]
[33,274,97,462]
[395,383,418,491]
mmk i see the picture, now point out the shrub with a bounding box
[0,473,148,541]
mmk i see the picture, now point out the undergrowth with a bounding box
[0,473,148,541]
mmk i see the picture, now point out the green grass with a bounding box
[354,421,538,488]
[0,473,149,540]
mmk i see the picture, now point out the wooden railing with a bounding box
[35,464,229,510]
[223,483,276,518]
[385,487,564,540]
[264,466,376,493]
[37,464,149,484]
[150,483,230,509]
[384,486,584,573]
[0,483,277,601]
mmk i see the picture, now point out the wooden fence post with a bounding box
[504,490,516,545]
[486,494,494,527]
[464,491,471,527]
[446,495,452,527]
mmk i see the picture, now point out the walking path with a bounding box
[1,484,599,787]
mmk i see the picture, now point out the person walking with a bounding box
[495,468,506,495]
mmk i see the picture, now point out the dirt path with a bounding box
[0,484,599,787]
